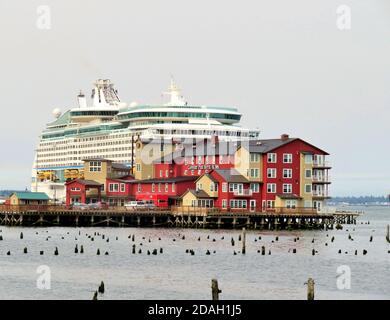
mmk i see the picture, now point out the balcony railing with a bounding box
[233,189,253,197]
[312,190,330,197]
[312,175,331,183]
[313,160,331,168]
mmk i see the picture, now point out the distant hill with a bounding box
[329,196,389,205]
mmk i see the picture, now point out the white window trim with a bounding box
[267,153,277,163]
[283,153,293,163]
[267,183,276,193]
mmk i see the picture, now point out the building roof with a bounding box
[185,189,215,199]
[242,136,329,155]
[111,163,131,171]
[65,179,102,186]
[11,192,50,201]
[276,194,303,200]
[245,138,298,154]
[213,169,249,183]
[118,176,198,184]
[195,173,218,183]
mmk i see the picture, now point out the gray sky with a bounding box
[0,0,389,196]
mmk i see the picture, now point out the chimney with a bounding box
[281,134,289,141]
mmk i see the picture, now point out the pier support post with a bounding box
[91,215,94,226]
[75,216,79,226]
[121,216,125,227]
[106,216,110,227]
[242,227,246,254]
[202,216,207,228]
[307,278,315,300]
[232,218,237,229]
[211,279,222,300]
[152,216,156,227]
[217,217,222,228]
[137,216,141,227]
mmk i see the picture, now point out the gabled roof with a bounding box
[241,137,329,155]
[65,179,102,186]
[11,192,50,201]
[183,189,215,199]
[213,169,249,183]
[195,173,218,183]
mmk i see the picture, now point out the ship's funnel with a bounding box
[77,91,88,108]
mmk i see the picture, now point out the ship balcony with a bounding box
[312,175,331,184]
[312,160,331,169]
[233,189,253,197]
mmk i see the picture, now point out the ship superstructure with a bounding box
[31,79,260,201]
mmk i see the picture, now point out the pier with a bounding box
[0,205,359,229]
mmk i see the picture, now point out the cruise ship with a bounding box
[31,79,261,201]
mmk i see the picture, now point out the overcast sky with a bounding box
[0,0,389,196]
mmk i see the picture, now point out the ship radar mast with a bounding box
[162,77,187,106]
[91,79,121,108]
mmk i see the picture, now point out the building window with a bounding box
[158,183,161,192]
[267,183,276,193]
[229,183,243,193]
[283,154,293,163]
[250,168,259,178]
[198,156,203,164]
[267,168,276,178]
[267,153,277,163]
[250,183,259,193]
[197,199,214,208]
[172,183,175,192]
[120,184,125,192]
[70,187,81,191]
[222,199,227,208]
[305,154,313,164]
[283,169,292,178]
[250,153,260,163]
[222,182,228,193]
[89,161,101,172]
[305,169,312,179]
[137,184,141,192]
[165,170,169,177]
[230,200,247,209]
[152,183,155,193]
[165,183,169,192]
[283,184,292,193]
[196,183,203,191]
[136,163,141,172]
[159,170,163,178]
[305,184,312,193]
[286,200,297,209]
[109,183,119,192]
[266,200,275,208]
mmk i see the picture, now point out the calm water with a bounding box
[0,206,389,300]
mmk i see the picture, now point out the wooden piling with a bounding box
[241,228,246,254]
[211,279,222,300]
[307,278,315,300]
